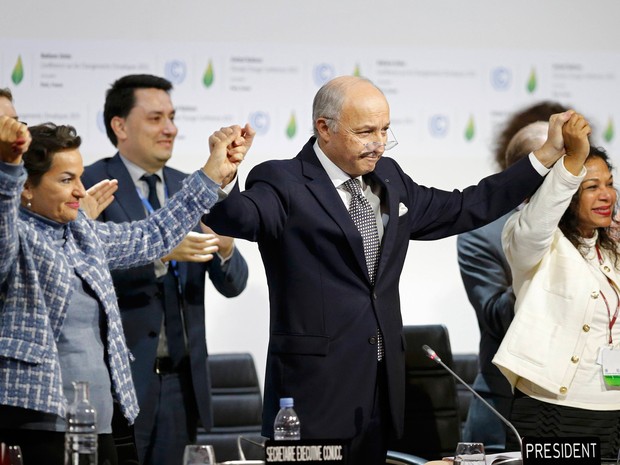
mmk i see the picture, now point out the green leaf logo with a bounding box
[464,115,475,141]
[353,64,361,77]
[12,55,24,85]
[604,118,614,143]
[286,112,296,139]
[202,60,214,88]
[526,68,537,93]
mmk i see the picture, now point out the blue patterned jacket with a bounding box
[0,164,218,424]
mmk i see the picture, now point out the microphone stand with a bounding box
[422,344,523,459]
[237,435,266,461]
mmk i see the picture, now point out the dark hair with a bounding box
[494,101,569,170]
[103,74,173,146]
[23,122,82,187]
[0,88,13,102]
[558,146,620,266]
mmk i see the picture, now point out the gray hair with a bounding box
[505,121,548,168]
[311,76,380,137]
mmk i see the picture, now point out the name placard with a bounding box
[265,440,347,464]
[522,437,600,464]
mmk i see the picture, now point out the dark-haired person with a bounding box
[0,117,253,465]
[82,74,249,465]
[494,117,620,458]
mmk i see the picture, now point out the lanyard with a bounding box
[596,245,619,345]
[134,184,169,215]
[135,183,180,281]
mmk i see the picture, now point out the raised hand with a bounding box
[81,179,119,219]
[562,113,591,158]
[0,116,30,164]
[532,110,574,168]
[202,124,255,187]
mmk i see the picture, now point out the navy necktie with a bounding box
[142,173,186,366]
[141,174,161,210]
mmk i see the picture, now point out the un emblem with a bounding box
[490,66,512,91]
[164,60,187,85]
[429,114,449,138]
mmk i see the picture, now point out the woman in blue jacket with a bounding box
[0,118,253,465]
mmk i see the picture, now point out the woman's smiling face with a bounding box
[576,155,616,238]
[23,148,86,224]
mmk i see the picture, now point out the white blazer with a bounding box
[492,157,599,398]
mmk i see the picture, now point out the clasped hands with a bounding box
[162,224,235,263]
[533,110,591,169]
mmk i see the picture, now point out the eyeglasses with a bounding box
[322,117,398,152]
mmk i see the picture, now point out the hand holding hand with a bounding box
[202,124,255,186]
[81,179,118,219]
[161,231,220,263]
[562,112,591,175]
[0,116,30,164]
[533,110,574,168]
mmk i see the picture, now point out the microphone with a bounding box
[422,345,523,461]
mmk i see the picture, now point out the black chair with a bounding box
[389,324,462,460]
[452,352,479,432]
[196,352,266,461]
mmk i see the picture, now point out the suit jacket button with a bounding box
[373,292,378,300]
[368,336,377,345]
[559,386,568,394]
[591,291,599,299]
[571,355,579,363]
[582,324,591,332]
[148,331,157,338]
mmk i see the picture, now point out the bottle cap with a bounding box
[279,397,294,408]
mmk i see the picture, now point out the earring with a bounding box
[26,201,32,208]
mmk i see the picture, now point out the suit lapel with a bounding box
[368,168,399,284]
[163,167,184,196]
[107,154,147,221]
[298,141,373,284]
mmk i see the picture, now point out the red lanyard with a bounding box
[596,245,619,345]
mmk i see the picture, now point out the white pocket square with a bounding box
[398,202,408,216]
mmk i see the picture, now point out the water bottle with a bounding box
[65,381,98,465]
[273,397,300,440]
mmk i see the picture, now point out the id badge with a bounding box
[600,347,620,386]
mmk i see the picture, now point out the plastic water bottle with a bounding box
[273,397,301,440]
[64,381,98,465]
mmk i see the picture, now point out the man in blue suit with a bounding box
[82,74,249,465]
[203,75,574,464]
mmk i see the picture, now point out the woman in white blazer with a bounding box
[494,114,620,458]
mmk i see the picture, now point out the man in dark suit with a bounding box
[203,75,573,464]
[82,74,249,465]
